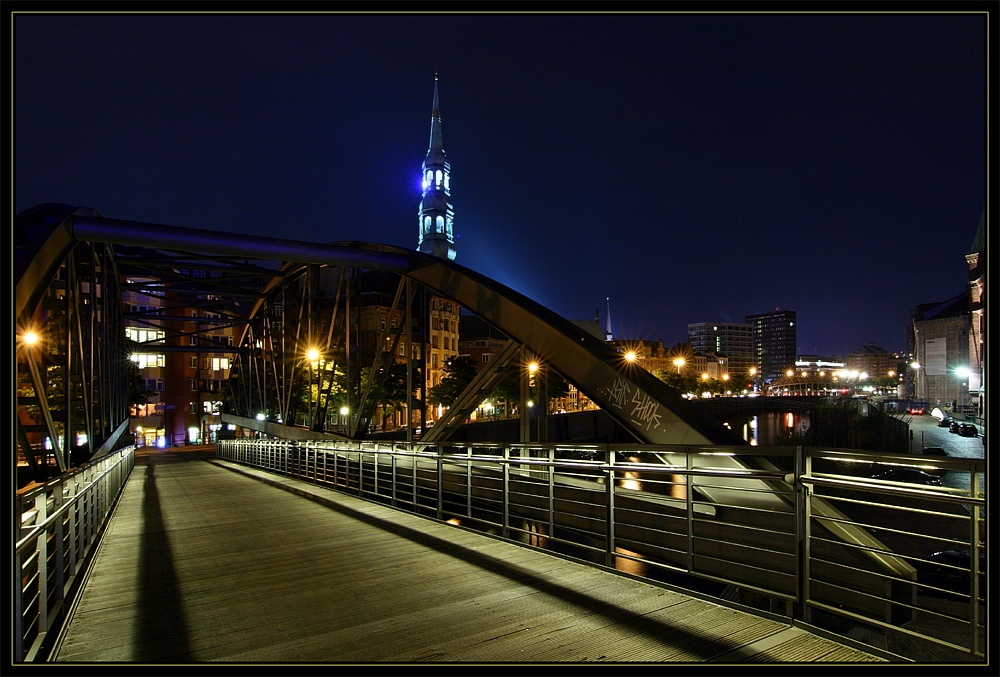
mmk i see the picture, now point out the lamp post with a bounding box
[673,358,685,375]
[910,362,921,402]
[955,366,970,412]
[20,329,68,472]
[306,348,320,429]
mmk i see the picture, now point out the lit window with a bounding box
[435,169,442,186]
[436,216,444,233]
[133,354,165,369]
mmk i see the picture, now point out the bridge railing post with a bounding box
[605,449,615,569]
[502,444,510,541]
[794,444,807,623]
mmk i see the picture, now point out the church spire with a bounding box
[417,73,457,261]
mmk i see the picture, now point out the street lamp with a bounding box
[909,362,921,400]
[955,366,971,410]
[306,348,321,429]
[673,358,685,374]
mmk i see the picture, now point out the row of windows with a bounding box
[462,339,505,348]
[422,215,453,236]
[187,335,235,347]
[127,328,165,344]
[176,268,222,279]
[431,317,457,332]
[188,356,231,371]
[132,354,165,369]
[190,379,224,391]
[126,304,162,315]
[422,168,450,192]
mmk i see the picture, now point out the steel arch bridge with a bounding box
[15,204,745,482]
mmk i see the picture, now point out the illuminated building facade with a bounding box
[746,309,797,384]
[686,321,755,382]
[844,343,903,383]
[964,211,985,417]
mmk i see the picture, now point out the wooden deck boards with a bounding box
[52,456,890,665]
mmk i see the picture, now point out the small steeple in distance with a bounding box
[417,73,457,261]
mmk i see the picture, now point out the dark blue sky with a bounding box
[13,10,989,356]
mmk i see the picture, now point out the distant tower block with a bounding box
[417,74,457,261]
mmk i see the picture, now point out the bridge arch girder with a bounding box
[16,208,744,469]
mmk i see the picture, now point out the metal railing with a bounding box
[219,438,986,660]
[14,447,135,662]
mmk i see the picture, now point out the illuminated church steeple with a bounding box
[417,74,457,261]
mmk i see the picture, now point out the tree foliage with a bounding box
[361,361,410,430]
[428,355,478,405]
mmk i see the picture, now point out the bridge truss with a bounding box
[15,204,744,484]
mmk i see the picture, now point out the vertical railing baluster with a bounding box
[605,449,615,568]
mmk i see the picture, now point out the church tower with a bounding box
[417,74,457,261]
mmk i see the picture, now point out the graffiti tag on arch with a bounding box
[630,389,662,431]
[605,377,662,432]
[606,377,632,410]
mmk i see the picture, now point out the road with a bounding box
[904,412,985,495]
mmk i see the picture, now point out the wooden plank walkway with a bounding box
[52,452,894,665]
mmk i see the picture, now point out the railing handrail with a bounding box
[218,438,985,660]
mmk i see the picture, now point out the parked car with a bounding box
[958,422,979,437]
[949,420,962,433]
[937,416,954,428]
[915,549,986,594]
[870,468,942,485]
[921,447,948,456]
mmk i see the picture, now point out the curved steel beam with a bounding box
[25,213,743,446]
[369,242,743,446]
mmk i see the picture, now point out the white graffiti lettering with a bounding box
[630,390,662,431]
[606,377,631,410]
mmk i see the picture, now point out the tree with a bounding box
[486,362,569,416]
[361,361,410,430]
[428,355,478,406]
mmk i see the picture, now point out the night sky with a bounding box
[13,10,989,357]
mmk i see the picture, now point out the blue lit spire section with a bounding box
[417,73,457,261]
